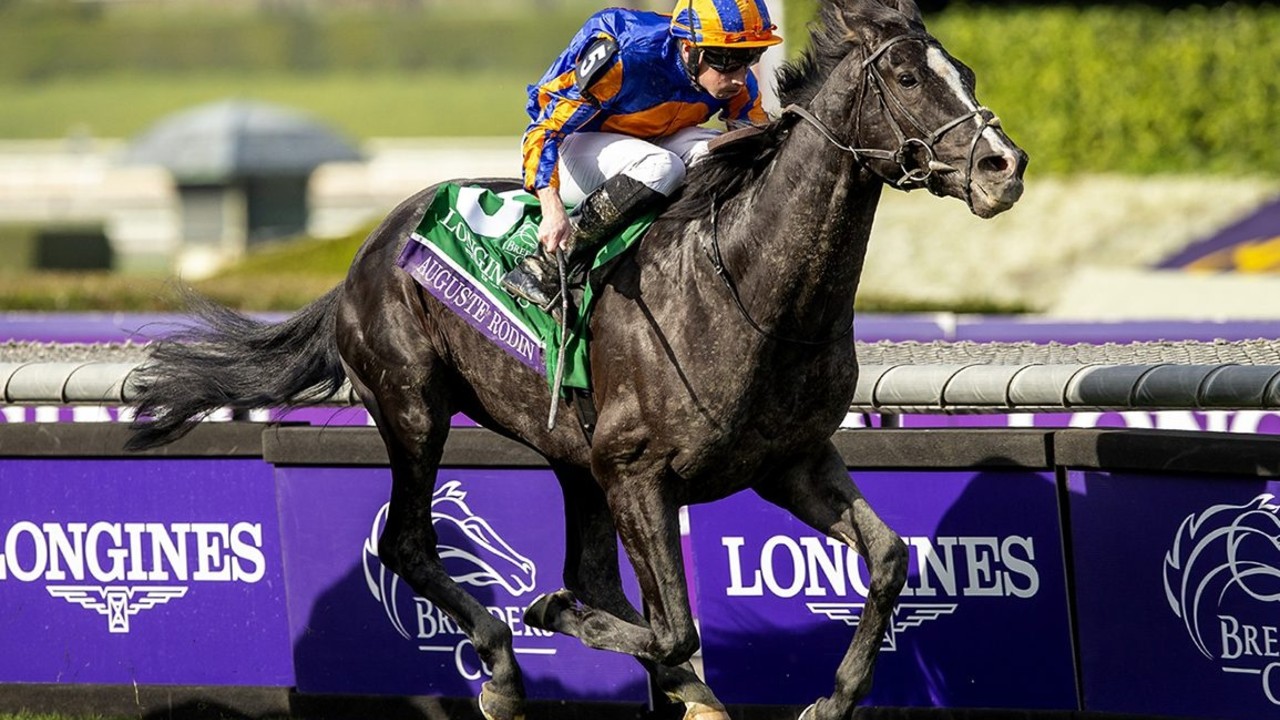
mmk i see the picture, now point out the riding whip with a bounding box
[547,249,571,430]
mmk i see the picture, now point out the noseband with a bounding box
[782,34,1002,213]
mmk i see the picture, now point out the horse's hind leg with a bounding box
[524,462,702,682]
[753,442,908,720]
[541,465,726,720]
[344,359,526,720]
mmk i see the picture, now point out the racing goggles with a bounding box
[700,46,765,73]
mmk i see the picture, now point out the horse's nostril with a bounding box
[978,155,1010,175]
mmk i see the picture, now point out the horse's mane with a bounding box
[659,2,859,225]
[775,2,862,109]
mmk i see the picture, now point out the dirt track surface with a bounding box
[7,338,1280,367]
[0,341,149,364]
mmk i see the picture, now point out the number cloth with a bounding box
[395,183,657,391]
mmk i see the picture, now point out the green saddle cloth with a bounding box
[395,182,656,391]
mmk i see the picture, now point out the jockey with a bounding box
[500,0,783,310]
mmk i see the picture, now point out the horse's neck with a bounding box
[721,99,881,337]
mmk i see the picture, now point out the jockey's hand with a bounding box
[536,187,574,254]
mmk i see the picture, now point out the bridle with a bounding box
[705,191,855,347]
[704,33,1004,347]
[782,33,1003,214]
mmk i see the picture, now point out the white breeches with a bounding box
[554,126,721,206]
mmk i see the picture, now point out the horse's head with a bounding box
[781,0,1027,218]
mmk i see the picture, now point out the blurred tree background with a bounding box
[2,0,1276,174]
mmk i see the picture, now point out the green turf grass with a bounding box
[0,70,529,141]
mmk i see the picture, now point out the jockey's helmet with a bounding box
[669,0,784,49]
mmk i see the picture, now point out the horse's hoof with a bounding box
[797,702,818,720]
[683,701,731,720]
[523,588,574,632]
[478,681,525,720]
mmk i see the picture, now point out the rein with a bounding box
[782,34,1003,214]
[705,191,855,347]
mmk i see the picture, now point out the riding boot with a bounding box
[501,174,665,310]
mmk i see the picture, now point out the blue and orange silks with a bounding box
[521,8,769,193]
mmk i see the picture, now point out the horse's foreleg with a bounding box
[754,443,908,720]
[544,466,726,720]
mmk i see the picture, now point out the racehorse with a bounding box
[127,0,1027,718]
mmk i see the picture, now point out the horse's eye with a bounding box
[898,73,918,88]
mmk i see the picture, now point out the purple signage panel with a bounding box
[1067,470,1280,719]
[688,469,1075,709]
[275,466,647,701]
[0,459,292,686]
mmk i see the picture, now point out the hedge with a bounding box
[928,5,1280,174]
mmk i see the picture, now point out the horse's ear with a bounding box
[888,0,924,25]
[838,0,923,29]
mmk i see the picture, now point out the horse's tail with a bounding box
[126,285,347,450]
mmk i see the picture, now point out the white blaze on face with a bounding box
[925,46,1013,160]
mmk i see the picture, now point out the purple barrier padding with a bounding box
[950,318,1280,344]
[0,313,949,344]
[853,315,950,342]
[1066,470,1280,719]
[272,407,478,428]
[0,407,134,424]
[0,312,281,343]
[10,407,1280,441]
[275,465,647,702]
[0,407,468,429]
[688,469,1075,709]
[900,411,1280,435]
[854,315,1280,344]
[0,458,292,686]
[272,406,368,426]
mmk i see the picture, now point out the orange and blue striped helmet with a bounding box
[670,0,783,48]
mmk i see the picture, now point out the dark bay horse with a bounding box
[128,0,1026,718]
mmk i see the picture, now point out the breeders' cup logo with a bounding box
[722,534,1040,649]
[1163,494,1280,705]
[363,480,555,681]
[0,521,266,633]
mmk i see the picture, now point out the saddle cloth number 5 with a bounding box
[454,187,532,240]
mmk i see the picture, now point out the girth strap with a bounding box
[568,387,597,444]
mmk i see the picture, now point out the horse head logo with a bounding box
[1163,494,1280,659]
[363,480,538,638]
[429,480,537,596]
